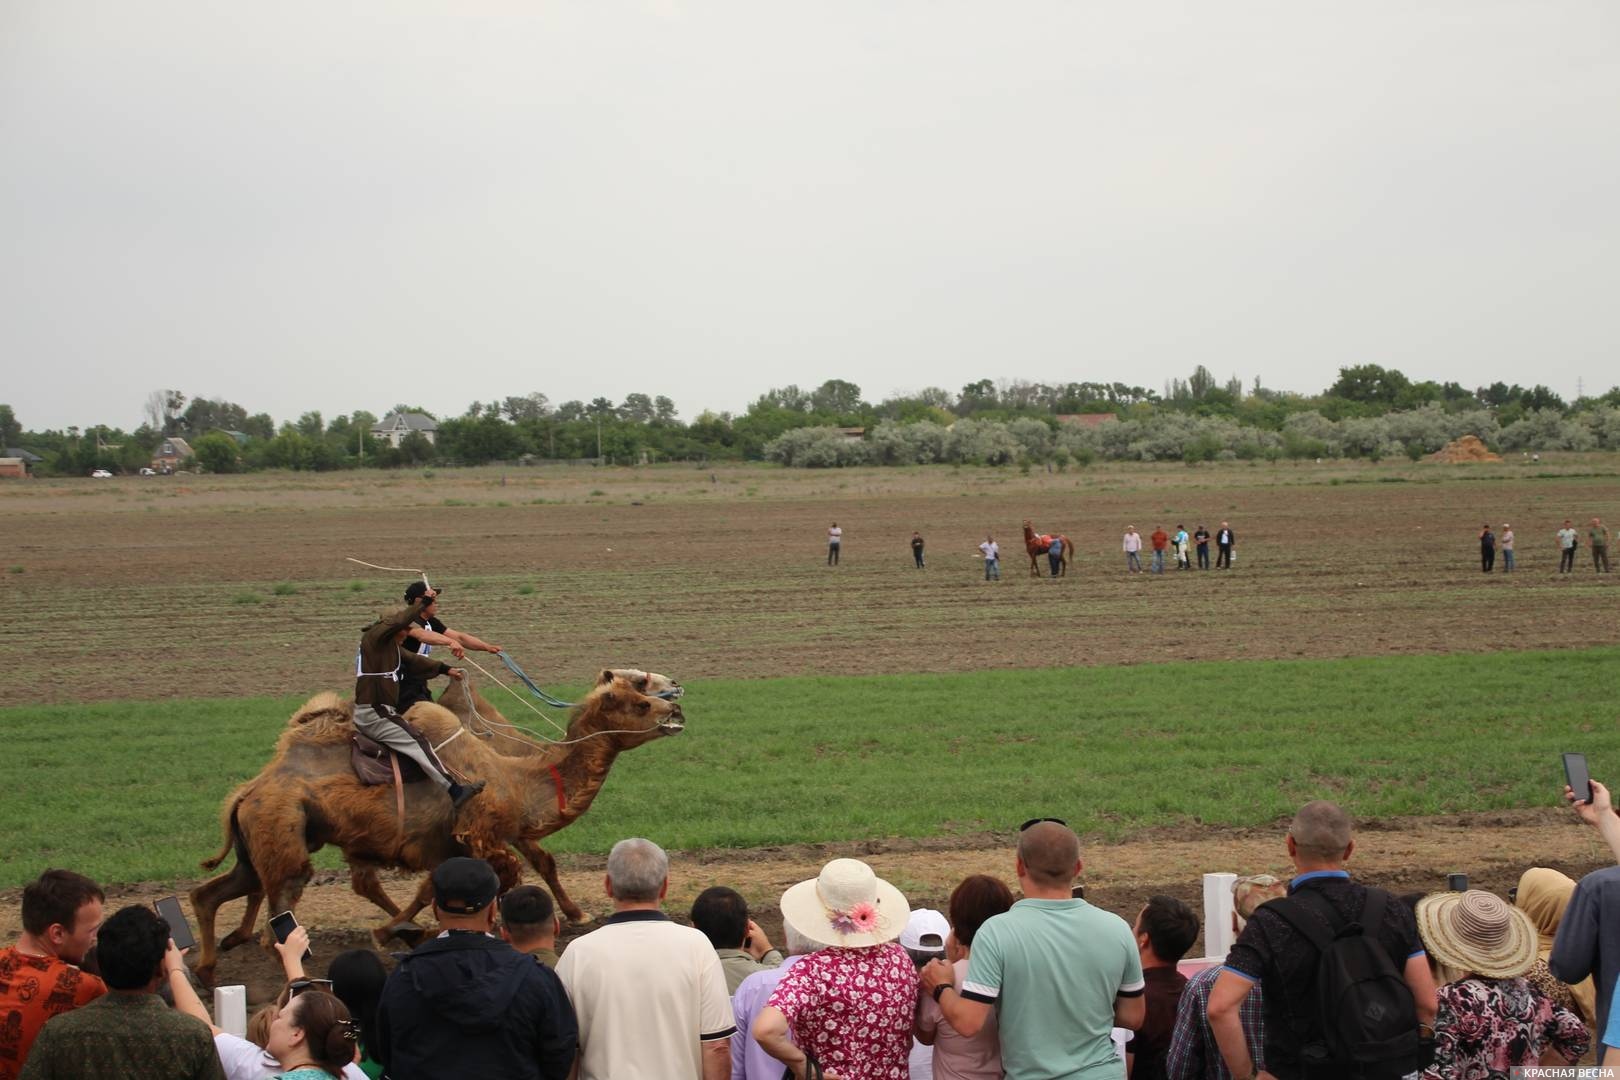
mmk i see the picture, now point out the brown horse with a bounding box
[189,680,684,984]
[1023,519,1073,577]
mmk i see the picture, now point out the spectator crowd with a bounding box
[10,785,1620,1080]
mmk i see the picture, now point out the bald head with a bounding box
[1017,822,1081,889]
[1289,801,1352,865]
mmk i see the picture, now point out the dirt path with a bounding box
[5,809,1608,1004]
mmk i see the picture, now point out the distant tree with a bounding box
[1187,365,1216,400]
[501,393,550,422]
[619,393,656,424]
[0,404,19,447]
[957,379,998,414]
[554,400,587,421]
[389,404,438,420]
[754,385,812,413]
[398,430,435,465]
[192,431,241,473]
[295,411,324,438]
[144,389,187,433]
[1327,364,1411,406]
[1521,385,1566,412]
[653,395,678,424]
[243,413,275,440]
[586,397,618,419]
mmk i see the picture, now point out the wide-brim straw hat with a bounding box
[1416,890,1538,979]
[779,858,910,949]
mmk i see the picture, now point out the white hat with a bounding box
[899,908,949,954]
[779,858,910,949]
[1415,890,1538,979]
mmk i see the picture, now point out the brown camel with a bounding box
[328,668,685,932]
[189,679,684,985]
[1023,519,1073,577]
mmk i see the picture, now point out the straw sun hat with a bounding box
[1415,890,1538,979]
[779,858,910,949]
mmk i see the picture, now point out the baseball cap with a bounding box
[899,908,948,953]
[404,581,439,604]
[431,857,499,914]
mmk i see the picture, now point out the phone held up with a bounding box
[153,896,196,951]
[1564,752,1594,805]
[269,910,313,961]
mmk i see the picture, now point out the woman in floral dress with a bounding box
[1415,890,1587,1080]
[754,858,917,1080]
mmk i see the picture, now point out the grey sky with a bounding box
[4,1,1617,432]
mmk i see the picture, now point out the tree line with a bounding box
[3,366,1618,476]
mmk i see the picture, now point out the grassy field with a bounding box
[4,646,1615,889]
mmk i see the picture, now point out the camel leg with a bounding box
[259,863,314,956]
[218,889,265,953]
[515,838,591,925]
[373,876,436,947]
[349,864,403,920]
[190,860,260,988]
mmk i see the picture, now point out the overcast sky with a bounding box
[4,1,1617,432]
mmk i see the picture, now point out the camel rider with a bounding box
[397,581,504,713]
[353,596,486,810]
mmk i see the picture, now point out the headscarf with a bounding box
[1515,867,1596,1024]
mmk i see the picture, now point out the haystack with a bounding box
[1429,435,1501,463]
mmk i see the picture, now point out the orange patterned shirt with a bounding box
[0,946,107,1080]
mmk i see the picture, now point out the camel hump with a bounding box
[290,692,351,727]
[400,701,462,743]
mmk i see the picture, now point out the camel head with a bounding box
[599,668,683,700]
[575,682,686,748]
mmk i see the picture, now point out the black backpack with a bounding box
[1265,887,1434,1080]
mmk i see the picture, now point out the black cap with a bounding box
[404,581,438,604]
[431,857,499,914]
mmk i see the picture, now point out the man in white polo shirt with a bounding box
[556,838,735,1080]
[920,819,1145,1079]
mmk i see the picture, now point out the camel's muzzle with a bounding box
[659,706,686,734]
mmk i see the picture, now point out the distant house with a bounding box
[372,412,439,448]
[152,436,194,472]
[219,430,250,446]
[2,448,42,478]
[1055,413,1119,429]
[835,427,866,442]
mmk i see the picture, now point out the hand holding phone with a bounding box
[1564,753,1593,805]
[154,896,196,952]
[269,911,312,962]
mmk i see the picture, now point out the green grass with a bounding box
[231,592,262,605]
[2,648,1616,887]
[272,582,298,596]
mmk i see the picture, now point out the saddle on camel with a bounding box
[188,672,687,985]
[1022,519,1073,577]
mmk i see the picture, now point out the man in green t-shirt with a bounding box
[1591,517,1611,574]
[921,820,1145,1079]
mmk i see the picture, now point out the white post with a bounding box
[1202,872,1237,959]
[214,985,248,1037]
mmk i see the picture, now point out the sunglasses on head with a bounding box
[288,978,333,999]
[1020,817,1067,832]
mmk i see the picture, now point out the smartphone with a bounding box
[1071,884,1086,900]
[1564,752,1594,804]
[1447,873,1468,892]
[268,910,312,961]
[153,896,196,951]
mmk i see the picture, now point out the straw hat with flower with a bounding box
[1415,890,1538,980]
[779,858,910,949]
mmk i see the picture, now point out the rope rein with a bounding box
[452,654,675,746]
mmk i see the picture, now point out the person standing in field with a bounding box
[1124,526,1144,573]
[1591,517,1610,573]
[1193,524,1211,570]
[1150,526,1170,574]
[1174,525,1191,571]
[1501,524,1515,573]
[1215,522,1235,569]
[912,532,926,570]
[1046,534,1064,578]
[1557,519,1578,573]
[979,535,1000,581]
[1479,524,1496,573]
[827,522,842,566]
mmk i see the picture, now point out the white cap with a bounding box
[899,908,949,953]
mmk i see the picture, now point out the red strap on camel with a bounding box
[549,764,566,813]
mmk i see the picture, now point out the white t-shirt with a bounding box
[213,1032,368,1080]
[1123,533,1141,553]
[979,541,999,560]
[1559,528,1578,549]
[556,912,736,1080]
[828,527,843,544]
